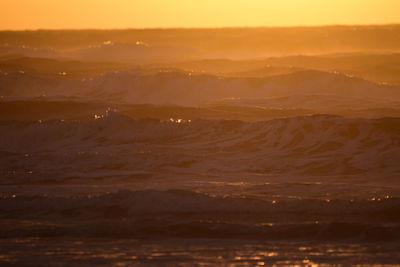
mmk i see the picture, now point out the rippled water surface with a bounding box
[1,238,399,266]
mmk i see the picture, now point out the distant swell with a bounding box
[1,70,400,105]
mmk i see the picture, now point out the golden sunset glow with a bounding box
[1,0,400,29]
[1,0,400,265]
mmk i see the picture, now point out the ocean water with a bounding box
[1,27,400,265]
[0,112,399,265]
[1,238,399,266]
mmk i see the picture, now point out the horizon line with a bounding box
[1,23,399,32]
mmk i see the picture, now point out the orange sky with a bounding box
[1,0,399,30]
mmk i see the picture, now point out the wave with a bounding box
[0,113,399,181]
[2,112,400,149]
[1,70,399,105]
[211,94,400,111]
[1,190,399,240]
[0,42,198,63]
[2,189,399,217]
[68,42,197,63]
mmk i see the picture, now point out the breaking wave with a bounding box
[0,112,399,178]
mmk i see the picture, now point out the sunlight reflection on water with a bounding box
[0,238,399,266]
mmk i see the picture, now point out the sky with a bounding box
[1,0,399,30]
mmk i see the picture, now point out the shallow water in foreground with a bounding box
[1,238,399,266]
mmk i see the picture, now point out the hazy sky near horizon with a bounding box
[1,0,399,30]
